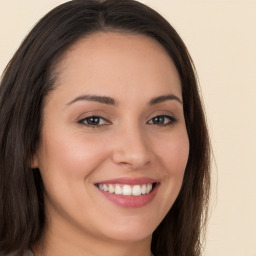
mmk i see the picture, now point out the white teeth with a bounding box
[132,185,141,196]
[122,185,132,195]
[141,184,147,194]
[147,184,152,193]
[103,184,109,192]
[108,184,115,193]
[97,183,154,196]
[114,185,122,195]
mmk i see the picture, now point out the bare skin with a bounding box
[32,32,189,256]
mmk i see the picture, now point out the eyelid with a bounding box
[76,111,178,128]
[147,114,177,126]
[78,115,111,127]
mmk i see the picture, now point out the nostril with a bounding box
[112,149,151,170]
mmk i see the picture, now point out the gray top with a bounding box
[26,250,34,256]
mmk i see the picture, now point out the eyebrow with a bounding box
[66,93,182,106]
[67,95,116,106]
[149,94,183,105]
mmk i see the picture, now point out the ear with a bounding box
[31,153,39,169]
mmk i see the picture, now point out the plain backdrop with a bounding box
[0,1,256,256]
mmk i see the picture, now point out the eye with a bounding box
[147,115,177,126]
[78,116,110,127]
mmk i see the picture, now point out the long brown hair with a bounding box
[0,1,210,255]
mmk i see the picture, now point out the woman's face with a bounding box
[34,32,189,245]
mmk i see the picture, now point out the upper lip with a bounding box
[95,177,159,185]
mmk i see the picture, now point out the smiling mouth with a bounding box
[95,183,157,196]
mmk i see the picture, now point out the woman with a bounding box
[0,0,210,255]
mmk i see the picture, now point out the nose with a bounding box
[111,125,151,170]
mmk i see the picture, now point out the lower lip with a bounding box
[97,184,159,208]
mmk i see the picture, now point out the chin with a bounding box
[104,228,153,243]
[96,215,159,243]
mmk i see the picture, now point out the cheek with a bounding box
[38,129,110,185]
[149,128,189,220]
[156,129,189,176]
[37,130,112,221]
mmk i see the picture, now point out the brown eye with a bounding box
[148,115,177,126]
[79,116,110,127]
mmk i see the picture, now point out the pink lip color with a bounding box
[95,177,158,185]
[95,177,159,208]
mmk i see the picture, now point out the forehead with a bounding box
[51,32,182,102]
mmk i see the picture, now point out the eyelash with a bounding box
[147,115,177,126]
[78,115,177,128]
[78,116,110,128]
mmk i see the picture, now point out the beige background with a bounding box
[1,1,255,255]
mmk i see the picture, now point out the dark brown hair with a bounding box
[0,0,210,255]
